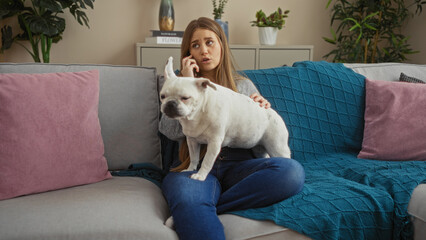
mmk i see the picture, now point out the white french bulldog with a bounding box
[160,57,291,181]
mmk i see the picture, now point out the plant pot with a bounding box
[258,27,278,45]
[215,19,229,41]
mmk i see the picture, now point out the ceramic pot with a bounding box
[159,0,174,31]
[215,19,229,41]
[258,27,278,45]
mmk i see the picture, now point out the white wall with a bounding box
[1,0,425,65]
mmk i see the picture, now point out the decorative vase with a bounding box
[258,27,278,45]
[215,19,229,41]
[159,0,174,31]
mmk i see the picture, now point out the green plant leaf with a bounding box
[24,14,65,37]
[0,0,25,19]
[364,11,379,21]
[331,27,336,39]
[349,25,358,31]
[36,0,63,13]
[355,32,362,44]
[75,10,89,26]
[52,34,62,43]
[344,17,358,24]
[323,37,336,44]
[326,0,333,9]
[364,23,377,31]
[1,25,14,51]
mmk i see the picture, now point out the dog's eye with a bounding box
[160,94,166,100]
[181,97,190,101]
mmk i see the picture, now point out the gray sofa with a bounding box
[0,62,424,240]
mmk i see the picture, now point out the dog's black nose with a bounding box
[163,101,180,118]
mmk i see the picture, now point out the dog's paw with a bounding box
[190,173,207,181]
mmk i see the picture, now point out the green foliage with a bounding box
[323,0,426,63]
[250,7,290,30]
[212,0,228,19]
[1,0,95,63]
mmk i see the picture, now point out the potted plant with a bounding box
[212,0,229,40]
[0,0,95,63]
[251,7,289,45]
[323,0,426,63]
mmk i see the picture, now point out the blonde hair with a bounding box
[172,17,243,172]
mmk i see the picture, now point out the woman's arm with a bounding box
[236,78,259,96]
[159,114,185,141]
[236,78,270,109]
[158,74,185,141]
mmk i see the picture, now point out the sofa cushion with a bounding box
[220,214,311,240]
[408,184,426,240]
[0,177,177,240]
[358,78,426,161]
[0,63,161,170]
[0,176,310,240]
[0,71,111,200]
[345,63,426,82]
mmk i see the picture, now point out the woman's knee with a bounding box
[268,157,305,196]
[162,172,221,208]
[162,173,225,240]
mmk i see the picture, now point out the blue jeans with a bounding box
[161,151,305,240]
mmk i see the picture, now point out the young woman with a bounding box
[160,17,305,240]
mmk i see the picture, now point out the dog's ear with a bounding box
[196,78,217,90]
[164,56,177,80]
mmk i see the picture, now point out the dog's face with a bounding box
[160,57,216,119]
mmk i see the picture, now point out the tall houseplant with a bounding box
[1,0,95,63]
[323,0,426,63]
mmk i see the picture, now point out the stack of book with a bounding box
[145,30,184,44]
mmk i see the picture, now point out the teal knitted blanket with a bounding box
[231,61,426,240]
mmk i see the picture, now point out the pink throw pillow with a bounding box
[358,78,426,161]
[0,71,111,200]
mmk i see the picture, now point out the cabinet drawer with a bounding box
[140,47,181,71]
[231,48,256,70]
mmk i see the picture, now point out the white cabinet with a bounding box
[136,43,313,71]
[137,45,181,73]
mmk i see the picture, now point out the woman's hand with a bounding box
[181,55,199,77]
[250,93,271,109]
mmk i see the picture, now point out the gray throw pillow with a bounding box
[399,72,426,84]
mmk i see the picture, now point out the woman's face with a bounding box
[189,28,222,75]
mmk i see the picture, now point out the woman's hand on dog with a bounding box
[250,93,271,109]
